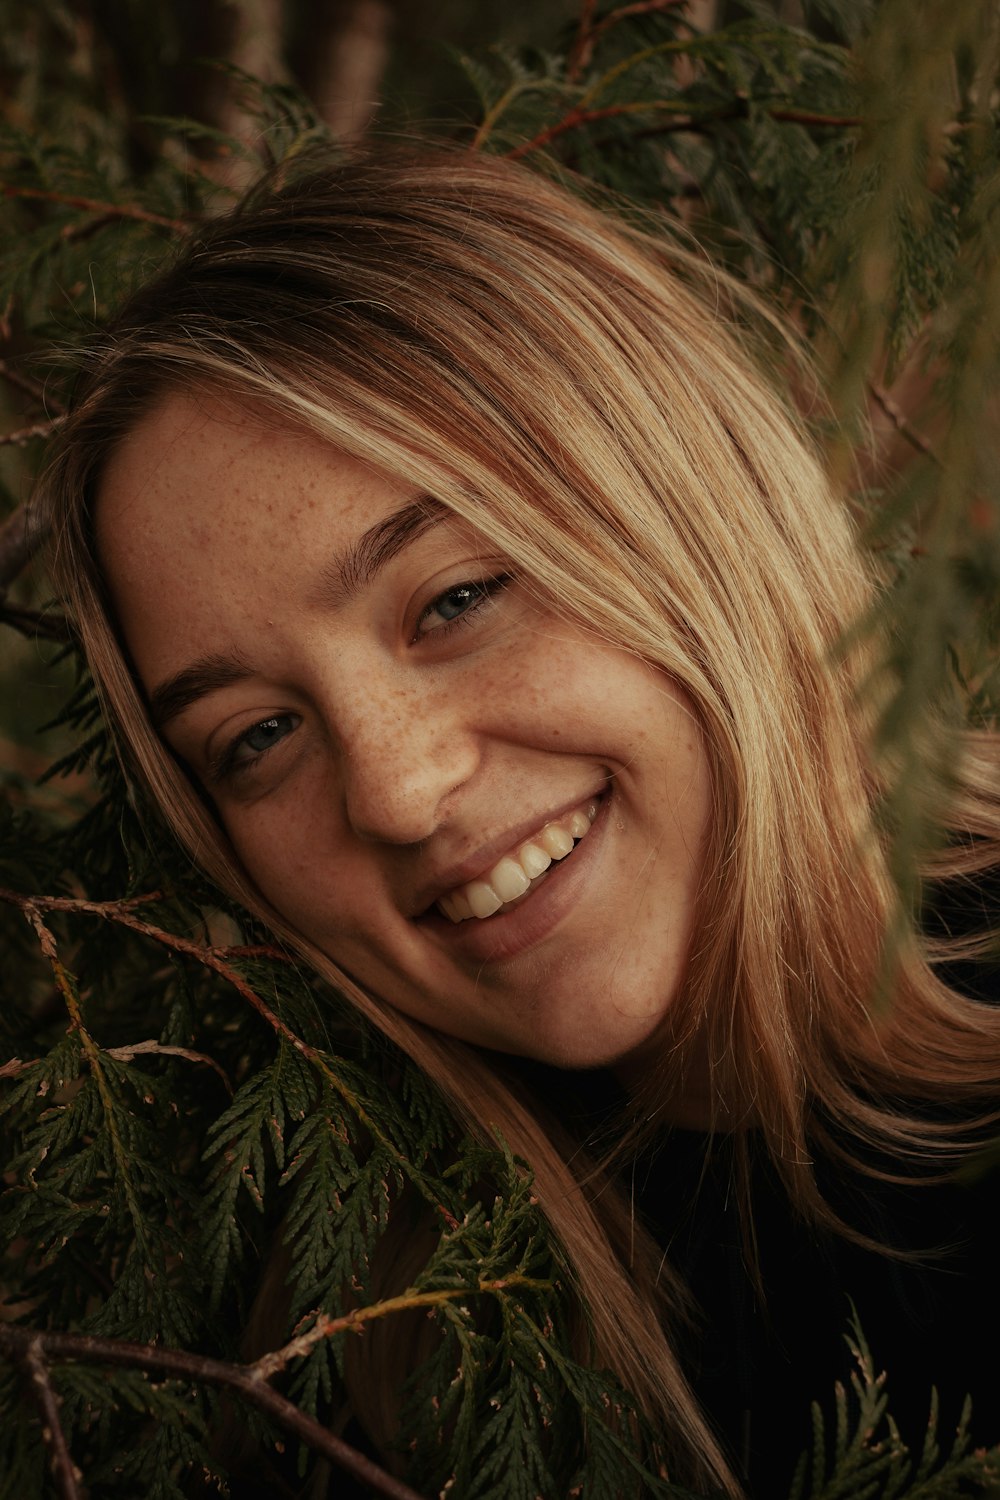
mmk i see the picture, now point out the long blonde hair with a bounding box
[42,147,1000,1493]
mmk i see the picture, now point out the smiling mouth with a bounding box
[434,798,600,923]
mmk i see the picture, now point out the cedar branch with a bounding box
[0,886,461,1222]
[21,1337,81,1500]
[566,0,599,83]
[0,887,304,1053]
[251,1275,554,1380]
[0,1325,426,1500]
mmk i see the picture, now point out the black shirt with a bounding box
[635,1125,998,1497]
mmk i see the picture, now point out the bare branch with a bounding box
[0,416,65,447]
[506,97,859,160]
[1,185,189,235]
[0,1325,427,1500]
[566,0,599,83]
[251,1275,552,1382]
[21,1337,81,1500]
[0,358,65,414]
[868,381,941,464]
[103,1038,233,1093]
[0,501,50,601]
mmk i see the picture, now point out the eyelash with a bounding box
[209,714,300,784]
[210,573,514,784]
[414,572,513,639]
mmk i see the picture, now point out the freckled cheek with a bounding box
[223,799,361,934]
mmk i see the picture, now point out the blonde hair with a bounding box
[42,147,1000,1493]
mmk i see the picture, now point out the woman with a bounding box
[42,148,999,1497]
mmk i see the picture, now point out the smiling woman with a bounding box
[96,398,709,1067]
[41,149,1000,1497]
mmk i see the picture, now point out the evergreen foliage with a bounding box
[1,2,998,1496]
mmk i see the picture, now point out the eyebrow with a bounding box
[147,495,452,730]
[149,652,254,730]
[311,494,449,608]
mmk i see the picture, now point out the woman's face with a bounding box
[97,393,711,1071]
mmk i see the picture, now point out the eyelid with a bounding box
[207,712,301,785]
[414,572,514,640]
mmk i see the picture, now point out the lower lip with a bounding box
[419,791,611,963]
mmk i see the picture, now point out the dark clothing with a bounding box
[635,1126,998,1498]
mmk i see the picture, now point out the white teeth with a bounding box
[538,825,574,859]
[519,842,552,879]
[466,881,503,919]
[490,857,532,903]
[433,797,601,924]
[450,887,475,920]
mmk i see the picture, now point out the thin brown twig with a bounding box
[0,416,65,447]
[21,1336,81,1500]
[567,0,689,83]
[2,184,190,235]
[868,382,940,464]
[251,1275,552,1381]
[566,0,600,82]
[103,1039,233,1094]
[0,1325,426,1500]
[0,358,65,413]
[506,98,859,160]
[0,886,304,1050]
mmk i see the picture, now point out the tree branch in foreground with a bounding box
[20,1336,81,1500]
[0,1325,428,1500]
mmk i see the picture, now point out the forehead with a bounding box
[97,391,406,566]
[95,392,413,682]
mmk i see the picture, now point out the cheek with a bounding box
[223,795,356,937]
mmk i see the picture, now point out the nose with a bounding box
[333,673,479,845]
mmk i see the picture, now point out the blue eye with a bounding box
[213,713,300,782]
[417,575,512,636]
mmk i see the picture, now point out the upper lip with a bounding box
[409,786,607,918]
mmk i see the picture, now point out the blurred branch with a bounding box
[0,417,65,447]
[567,0,689,84]
[506,98,858,159]
[0,1325,427,1500]
[868,382,940,464]
[0,358,64,413]
[0,602,71,641]
[0,185,189,235]
[0,885,298,1045]
[0,501,50,602]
